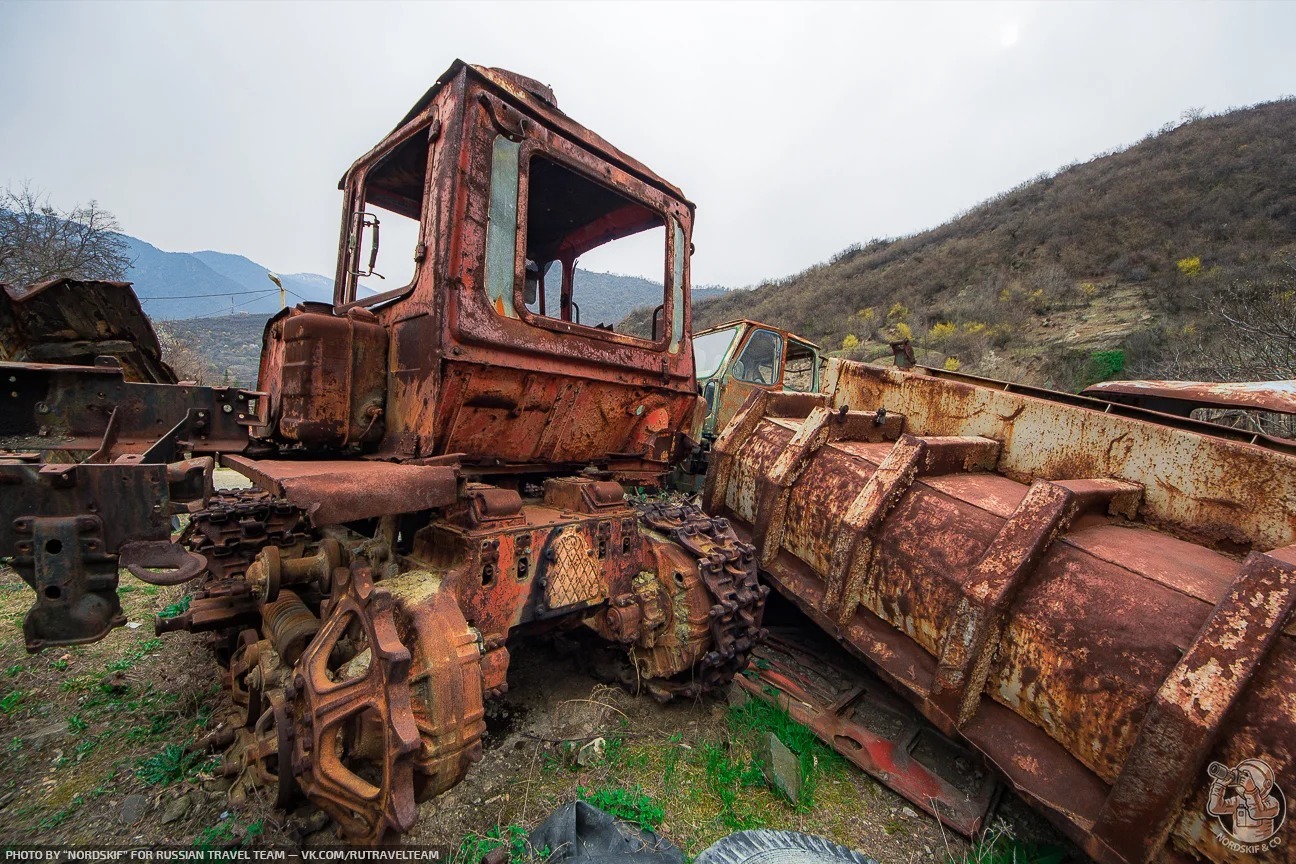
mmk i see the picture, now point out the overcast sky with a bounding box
[1,1,1293,289]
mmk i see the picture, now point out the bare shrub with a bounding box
[0,183,131,285]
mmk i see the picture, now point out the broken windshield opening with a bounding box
[522,154,667,333]
[694,326,739,378]
[343,130,428,304]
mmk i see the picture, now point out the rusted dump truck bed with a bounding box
[704,360,1296,864]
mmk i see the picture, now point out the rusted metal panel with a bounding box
[256,307,388,450]
[1083,379,1296,416]
[0,361,258,458]
[0,278,175,383]
[1093,551,1296,863]
[828,361,1296,550]
[737,628,1001,837]
[220,455,458,525]
[929,481,1077,728]
[717,359,1296,864]
[245,61,702,480]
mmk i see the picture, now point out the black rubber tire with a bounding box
[695,831,879,864]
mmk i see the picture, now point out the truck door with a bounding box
[782,337,820,392]
[713,327,783,433]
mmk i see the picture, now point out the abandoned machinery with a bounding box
[3,62,1296,864]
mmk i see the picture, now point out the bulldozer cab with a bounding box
[693,319,821,437]
[253,62,700,480]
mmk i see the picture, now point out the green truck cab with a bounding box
[693,319,823,438]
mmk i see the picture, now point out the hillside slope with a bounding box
[692,98,1296,389]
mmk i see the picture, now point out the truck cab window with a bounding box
[784,340,818,391]
[523,154,666,333]
[345,131,428,303]
[733,330,782,385]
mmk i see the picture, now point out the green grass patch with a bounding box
[727,695,844,809]
[105,637,164,673]
[1085,349,1126,385]
[1,690,26,713]
[34,794,85,832]
[578,785,665,831]
[452,824,545,864]
[698,741,766,829]
[159,596,191,619]
[136,743,213,786]
[602,734,650,770]
[962,829,1066,864]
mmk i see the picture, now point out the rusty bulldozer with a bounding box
[2,62,1294,864]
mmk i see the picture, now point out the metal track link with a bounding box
[638,499,769,697]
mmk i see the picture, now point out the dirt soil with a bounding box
[0,563,1078,861]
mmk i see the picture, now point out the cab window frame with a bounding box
[335,114,438,310]
[783,338,819,392]
[732,328,784,386]
[509,134,678,351]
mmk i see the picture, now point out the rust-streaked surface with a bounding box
[244,60,699,482]
[828,361,1296,550]
[0,279,175,383]
[1083,379,1296,416]
[221,455,458,526]
[708,362,1296,864]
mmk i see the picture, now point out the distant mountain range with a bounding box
[120,236,334,320]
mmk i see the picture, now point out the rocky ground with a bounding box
[0,561,1075,862]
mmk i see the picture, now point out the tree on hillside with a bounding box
[1146,260,1296,383]
[1136,259,1296,437]
[153,322,212,385]
[0,183,132,286]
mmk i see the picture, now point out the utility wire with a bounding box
[180,288,282,320]
[140,288,276,301]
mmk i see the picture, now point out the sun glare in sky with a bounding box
[1000,20,1021,48]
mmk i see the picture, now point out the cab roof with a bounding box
[347,60,693,209]
[696,319,822,350]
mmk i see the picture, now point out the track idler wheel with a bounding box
[290,559,422,844]
[226,629,263,729]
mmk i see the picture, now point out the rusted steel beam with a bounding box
[1091,550,1296,863]
[929,480,1076,728]
[1082,379,1296,417]
[823,434,925,627]
[752,405,905,566]
[737,630,1001,836]
[825,434,1000,628]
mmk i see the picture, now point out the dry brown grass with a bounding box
[685,98,1296,391]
